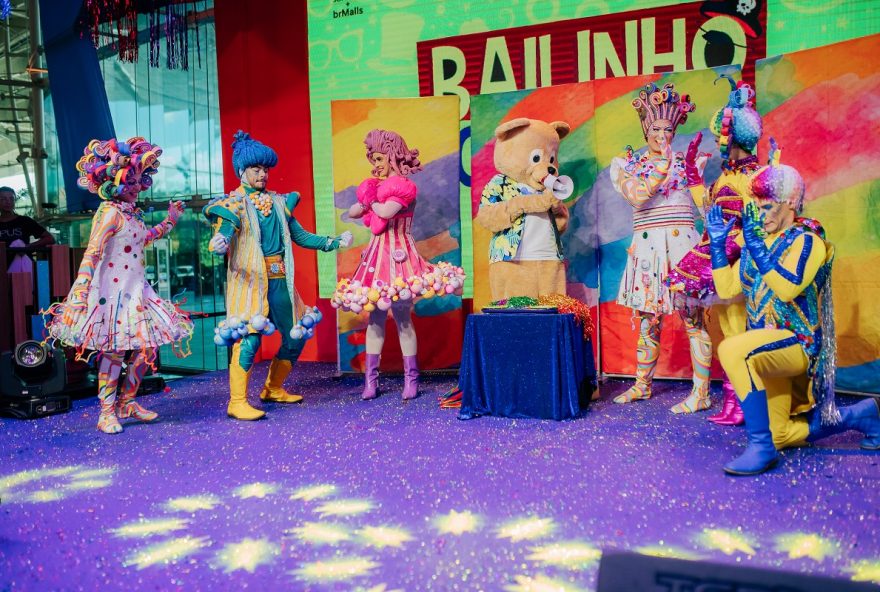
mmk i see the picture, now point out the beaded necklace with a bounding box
[247,191,273,217]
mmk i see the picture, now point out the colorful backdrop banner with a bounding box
[756,34,880,393]
[331,96,464,372]
[307,0,880,375]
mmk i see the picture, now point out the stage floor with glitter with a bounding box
[1,362,878,590]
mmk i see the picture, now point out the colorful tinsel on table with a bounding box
[486,293,594,339]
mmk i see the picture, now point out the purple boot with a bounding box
[362,353,380,400]
[402,355,419,400]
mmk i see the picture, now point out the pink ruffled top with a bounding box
[357,175,417,235]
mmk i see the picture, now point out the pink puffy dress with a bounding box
[354,176,431,285]
[331,175,465,311]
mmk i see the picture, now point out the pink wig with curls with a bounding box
[363,129,423,177]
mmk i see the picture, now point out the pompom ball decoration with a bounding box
[212,313,279,347]
[331,262,465,313]
[288,306,323,341]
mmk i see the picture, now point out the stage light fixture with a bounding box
[15,340,48,368]
[0,341,70,419]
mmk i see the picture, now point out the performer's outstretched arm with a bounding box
[145,202,185,245]
[286,192,345,251]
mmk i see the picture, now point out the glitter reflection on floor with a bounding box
[1,362,878,590]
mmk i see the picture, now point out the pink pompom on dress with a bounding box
[332,175,465,312]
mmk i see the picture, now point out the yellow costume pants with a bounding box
[718,328,814,450]
[714,301,747,339]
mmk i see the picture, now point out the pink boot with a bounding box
[362,353,380,400]
[708,376,745,426]
[402,355,419,400]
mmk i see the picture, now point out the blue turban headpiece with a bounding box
[231,130,278,176]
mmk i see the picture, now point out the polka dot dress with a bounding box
[47,201,193,353]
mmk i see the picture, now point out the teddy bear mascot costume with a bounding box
[708,144,879,476]
[475,118,573,300]
[666,76,764,426]
[45,137,193,434]
[204,131,352,420]
[610,82,714,414]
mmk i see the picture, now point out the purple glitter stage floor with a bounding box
[1,363,878,591]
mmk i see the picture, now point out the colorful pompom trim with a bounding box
[213,314,277,347]
[330,262,466,313]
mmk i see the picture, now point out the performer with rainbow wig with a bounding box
[205,131,352,421]
[667,75,764,426]
[332,129,465,401]
[45,138,193,434]
[610,82,713,414]
[709,143,879,476]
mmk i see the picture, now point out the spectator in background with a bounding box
[0,186,55,274]
[0,186,55,248]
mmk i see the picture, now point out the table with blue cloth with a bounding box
[457,311,596,420]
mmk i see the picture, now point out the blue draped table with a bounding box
[457,312,596,420]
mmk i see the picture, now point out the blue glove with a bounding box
[706,205,735,269]
[742,202,773,274]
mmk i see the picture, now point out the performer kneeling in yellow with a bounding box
[708,152,879,475]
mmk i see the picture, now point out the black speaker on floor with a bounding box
[0,341,70,419]
[597,550,879,592]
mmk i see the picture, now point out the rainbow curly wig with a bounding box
[76,137,162,201]
[632,82,696,139]
[709,75,762,159]
[750,138,806,213]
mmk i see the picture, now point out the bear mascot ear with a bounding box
[549,121,571,140]
[494,118,532,141]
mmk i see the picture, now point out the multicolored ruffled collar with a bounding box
[113,200,140,214]
[721,154,759,173]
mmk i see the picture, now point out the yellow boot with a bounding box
[260,358,303,404]
[227,343,266,421]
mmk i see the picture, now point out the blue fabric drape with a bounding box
[40,0,114,213]
[458,312,596,421]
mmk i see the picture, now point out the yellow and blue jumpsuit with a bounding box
[204,185,340,419]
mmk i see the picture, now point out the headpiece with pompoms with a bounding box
[631,82,696,139]
[76,137,162,201]
[750,138,806,213]
[709,74,763,159]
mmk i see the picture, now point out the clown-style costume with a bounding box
[610,83,712,415]
[667,77,764,426]
[205,131,346,421]
[333,129,465,401]
[45,138,192,434]
[612,149,703,316]
[47,201,191,354]
[709,159,879,476]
